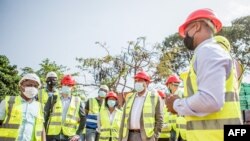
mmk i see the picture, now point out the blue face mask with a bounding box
[165,88,170,95]
[98,90,107,97]
[107,100,116,108]
[60,86,71,95]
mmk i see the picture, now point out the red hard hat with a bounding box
[61,74,76,86]
[157,90,166,98]
[134,71,151,82]
[166,75,181,85]
[106,91,118,100]
[179,8,222,37]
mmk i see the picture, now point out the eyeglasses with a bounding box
[172,83,180,87]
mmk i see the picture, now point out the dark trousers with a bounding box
[46,134,82,141]
[169,129,176,141]
[128,131,142,141]
[158,138,170,141]
[85,128,99,141]
[47,135,70,141]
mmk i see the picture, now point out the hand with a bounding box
[166,94,180,114]
[69,135,80,141]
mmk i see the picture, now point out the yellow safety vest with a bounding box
[176,116,187,140]
[183,55,242,141]
[173,71,188,141]
[159,107,171,138]
[99,107,122,141]
[47,96,81,136]
[0,96,44,141]
[122,91,158,138]
[38,89,59,105]
[86,98,103,129]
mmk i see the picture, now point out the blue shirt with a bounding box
[0,96,41,141]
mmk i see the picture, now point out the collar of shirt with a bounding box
[135,89,148,97]
[194,37,214,53]
[60,96,71,101]
[19,95,35,103]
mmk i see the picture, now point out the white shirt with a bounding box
[173,38,232,116]
[108,109,117,124]
[61,96,71,122]
[130,91,147,129]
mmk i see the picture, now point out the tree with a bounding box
[20,58,72,87]
[219,15,250,71]
[20,67,35,76]
[0,55,20,101]
[36,58,71,83]
[76,37,159,93]
[157,33,193,78]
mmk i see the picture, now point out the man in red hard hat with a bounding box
[166,8,242,141]
[119,71,163,141]
[44,74,85,141]
[165,75,182,97]
[165,74,184,141]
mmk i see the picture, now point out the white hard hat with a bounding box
[100,85,109,91]
[19,73,41,88]
[46,71,58,79]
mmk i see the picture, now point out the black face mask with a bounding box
[183,33,195,50]
[46,79,57,87]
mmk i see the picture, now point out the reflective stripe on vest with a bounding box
[169,114,177,131]
[86,98,102,129]
[47,96,80,136]
[99,108,122,141]
[159,107,171,138]
[122,92,158,138]
[0,96,43,141]
[176,116,187,140]
[184,55,242,141]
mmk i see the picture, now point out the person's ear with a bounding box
[195,22,202,32]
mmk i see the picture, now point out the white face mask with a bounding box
[107,99,116,108]
[60,86,71,95]
[135,82,145,92]
[23,87,38,98]
[98,90,107,98]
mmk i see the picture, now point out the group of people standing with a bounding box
[0,8,244,141]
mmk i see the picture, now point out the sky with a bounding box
[1,0,250,86]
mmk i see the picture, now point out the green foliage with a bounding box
[219,15,250,70]
[0,55,20,101]
[36,58,70,83]
[20,58,70,86]
[157,33,193,78]
[20,67,35,76]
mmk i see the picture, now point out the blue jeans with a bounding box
[85,128,99,141]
